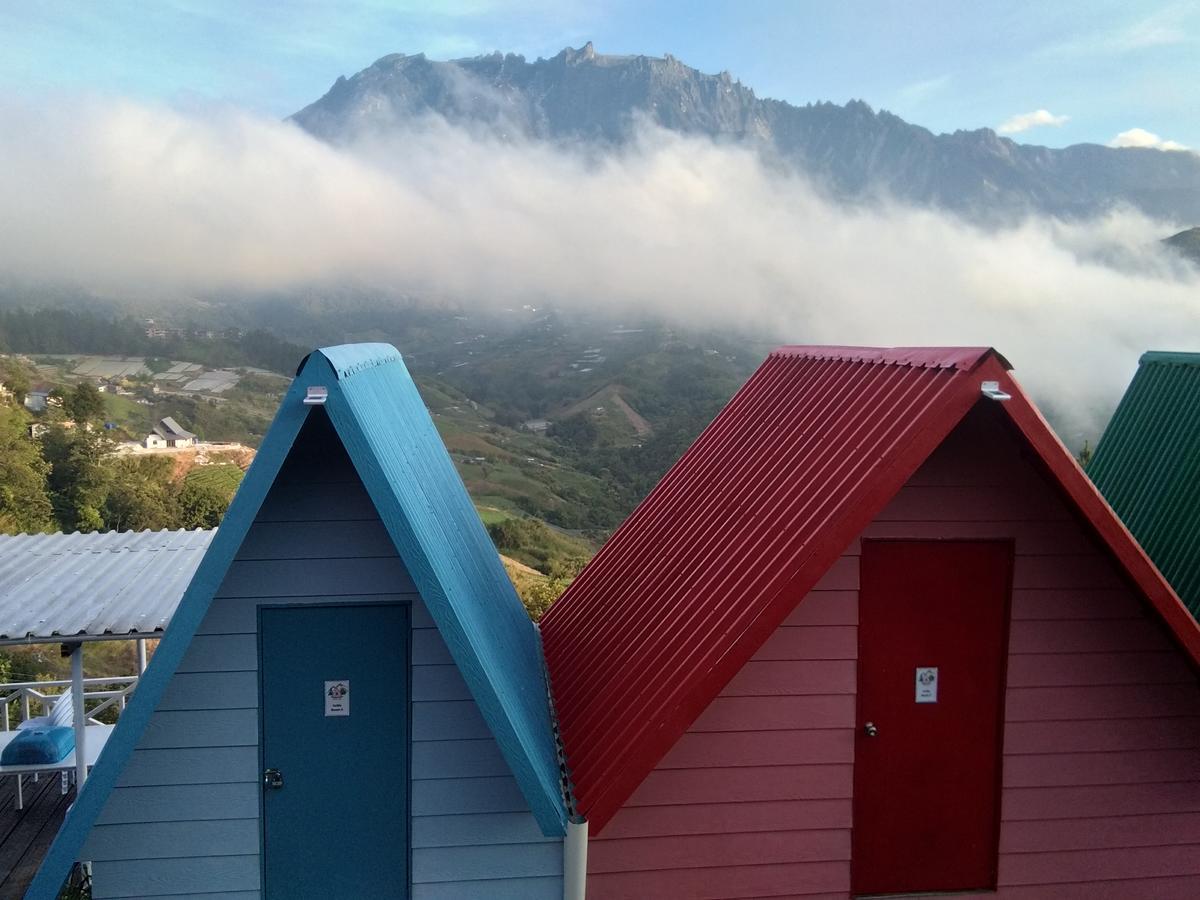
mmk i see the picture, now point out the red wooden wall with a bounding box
[585,406,1200,899]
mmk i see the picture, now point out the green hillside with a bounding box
[1,304,770,612]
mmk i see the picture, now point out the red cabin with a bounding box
[541,346,1200,899]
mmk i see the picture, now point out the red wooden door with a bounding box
[852,540,1012,896]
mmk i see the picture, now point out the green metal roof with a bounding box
[1089,351,1200,617]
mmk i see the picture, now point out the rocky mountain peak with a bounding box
[558,41,597,64]
[289,47,1200,222]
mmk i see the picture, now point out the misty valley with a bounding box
[0,27,1199,900]
[2,38,1198,711]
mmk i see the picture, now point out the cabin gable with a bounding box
[25,344,564,899]
[587,403,1200,898]
[78,409,562,899]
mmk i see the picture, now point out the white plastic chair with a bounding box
[17,689,75,731]
[2,689,114,809]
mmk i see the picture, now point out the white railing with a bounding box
[0,676,139,730]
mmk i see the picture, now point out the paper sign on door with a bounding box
[915,667,938,703]
[325,680,350,716]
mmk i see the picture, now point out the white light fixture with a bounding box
[303,385,329,405]
[981,380,1011,401]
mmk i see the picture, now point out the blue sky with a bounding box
[2,0,1196,149]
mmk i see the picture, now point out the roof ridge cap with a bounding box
[770,345,1004,371]
[303,343,404,379]
[1140,350,1200,367]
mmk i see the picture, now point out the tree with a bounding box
[67,382,105,424]
[102,457,176,531]
[176,479,230,529]
[516,576,569,620]
[546,556,588,580]
[41,425,111,532]
[548,413,599,451]
[0,358,30,403]
[0,407,53,533]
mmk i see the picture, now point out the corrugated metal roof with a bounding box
[0,529,213,645]
[154,417,195,440]
[541,345,1200,832]
[1089,351,1200,617]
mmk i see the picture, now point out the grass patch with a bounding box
[476,505,515,526]
[101,393,154,437]
[487,516,594,576]
[184,463,244,495]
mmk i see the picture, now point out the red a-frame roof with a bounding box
[540,345,1200,832]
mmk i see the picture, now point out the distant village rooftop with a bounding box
[154,416,195,441]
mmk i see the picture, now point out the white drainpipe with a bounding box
[563,815,588,900]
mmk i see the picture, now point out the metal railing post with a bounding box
[63,643,88,791]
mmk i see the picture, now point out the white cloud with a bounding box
[1110,127,1189,151]
[1041,7,1192,58]
[0,96,1196,447]
[1112,8,1190,51]
[896,75,950,106]
[997,109,1070,134]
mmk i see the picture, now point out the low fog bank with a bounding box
[0,94,1197,445]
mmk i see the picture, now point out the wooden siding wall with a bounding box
[80,415,562,899]
[587,406,1200,899]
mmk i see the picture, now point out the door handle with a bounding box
[863,721,879,738]
[263,768,284,790]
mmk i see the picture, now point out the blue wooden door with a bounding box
[259,603,409,899]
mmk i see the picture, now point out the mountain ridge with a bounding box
[1165,227,1200,266]
[291,43,1200,223]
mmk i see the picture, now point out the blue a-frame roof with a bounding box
[30,344,567,898]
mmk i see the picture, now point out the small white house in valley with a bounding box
[146,416,196,448]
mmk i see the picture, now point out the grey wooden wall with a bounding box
[80,412,562,899]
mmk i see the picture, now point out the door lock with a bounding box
[263,768,284,790]
[863,721,879,738]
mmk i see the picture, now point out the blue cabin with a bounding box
[30,345,569,899]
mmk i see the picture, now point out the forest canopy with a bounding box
[0,397,241,536]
